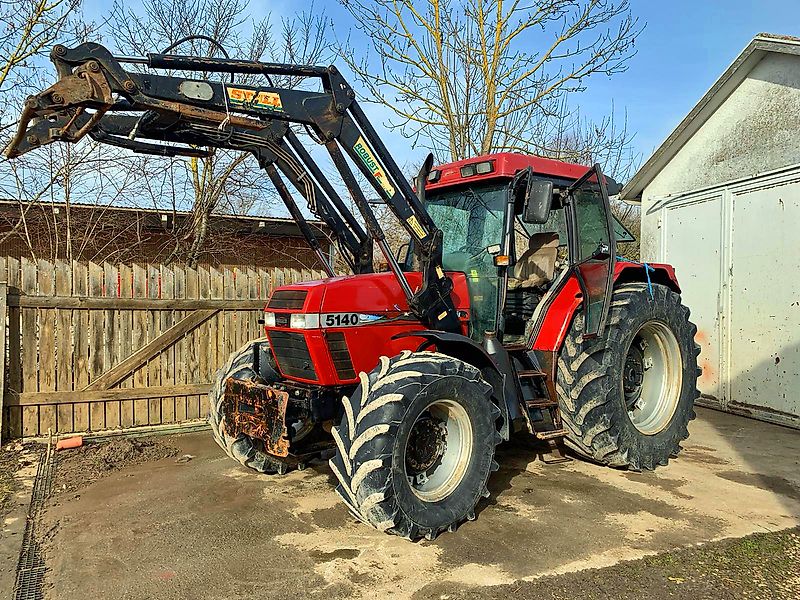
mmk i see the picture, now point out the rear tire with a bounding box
[556,283,700,471]
[329,351,501,540]
[208,338,284,474]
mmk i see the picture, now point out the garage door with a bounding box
[659,193,725,401]
[729,182,800,422]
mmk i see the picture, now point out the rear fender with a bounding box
[392,331,512,440]
[532,262,681,353]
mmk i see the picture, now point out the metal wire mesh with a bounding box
[13,440,56,600]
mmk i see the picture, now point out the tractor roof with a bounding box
[426,152,593,191]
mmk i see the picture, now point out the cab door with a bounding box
[566,164,616,339]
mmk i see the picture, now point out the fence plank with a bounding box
[119,263,134,428]
[174,265,187,422]
[104,262,120,429]
[88,262,105,431]
[0,283,7,444]
[160,266,175,425]
[72,261,90,431]
[20,259,38,436]
[55,260,74,433]
[38,260,57,435]
[6,384,213,406]
[5,257,21,439]
[147,264,161,425]
[132,264,148,426]
[186,266,200,421]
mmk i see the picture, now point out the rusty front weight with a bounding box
[4,63,114,158]
[222,378,291,457]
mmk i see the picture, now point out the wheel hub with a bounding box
[404,400,474,503]
[624,322,683,435]
[406,416,447,474]
[623,339,645,409]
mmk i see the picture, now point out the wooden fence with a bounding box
[0,258,325,440]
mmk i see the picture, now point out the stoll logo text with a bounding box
[353,136,395,197]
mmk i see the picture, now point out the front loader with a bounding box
[6,41,701,540]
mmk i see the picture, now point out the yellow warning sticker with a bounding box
[470,269,479,281]
[353,136,396,196]
[435,266,445,279]
[226,87,283,112]
[406,215,427,239]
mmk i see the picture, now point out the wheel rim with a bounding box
[624,321,683,435]
[404,400,473,502]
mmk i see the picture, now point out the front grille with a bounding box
[326,332,356,380]
[269,330,317,380]
[268,290,307,310]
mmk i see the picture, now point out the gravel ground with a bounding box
[417,527,800,600]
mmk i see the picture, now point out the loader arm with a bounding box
[5,42,461,332]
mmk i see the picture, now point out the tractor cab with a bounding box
[411,153,634,345]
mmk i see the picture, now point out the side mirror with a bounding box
[520,178,554,224]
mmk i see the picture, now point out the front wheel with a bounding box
[329,351,501,540]
[556,283,701,471]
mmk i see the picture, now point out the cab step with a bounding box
[534,429,568,441]
[526,398,558,409]
[518,369,547,379]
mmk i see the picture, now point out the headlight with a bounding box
[263,312,276,327]
[289,313,320,329]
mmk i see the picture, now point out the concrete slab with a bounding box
[40,407,800,599]
[1,444,39,595]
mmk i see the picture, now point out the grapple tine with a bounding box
[3,64,114,158]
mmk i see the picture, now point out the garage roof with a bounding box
[620,33,800,202]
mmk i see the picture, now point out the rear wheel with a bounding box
[556,283,700,471]
[208,338,284,474]
[329,351,501,540]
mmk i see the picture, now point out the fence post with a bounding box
[0,282,7,445]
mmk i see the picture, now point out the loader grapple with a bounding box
[222,378,291,457]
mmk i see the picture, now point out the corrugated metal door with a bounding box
[658,194,725,401]
[728,183,800,423]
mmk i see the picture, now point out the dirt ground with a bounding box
[53,437,180,497]
[14,407,800,599]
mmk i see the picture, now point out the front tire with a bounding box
[208,338,284,474]
[329,351,501,540]
[556,283,701,471]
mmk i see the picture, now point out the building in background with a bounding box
[0,200,331,271]
[621,33,800,429]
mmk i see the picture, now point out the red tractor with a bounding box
[7,42,700,540]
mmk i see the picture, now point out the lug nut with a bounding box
[53,45,67,56]
[88,61,100,73]
[51,93,64,104]
[123,80,136,92]
[27,135,38,144]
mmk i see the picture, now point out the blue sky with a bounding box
[81,0,800,173]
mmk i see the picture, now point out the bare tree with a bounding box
[105,0,332,266]
[339,0,641,166]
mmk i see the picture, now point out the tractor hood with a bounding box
[266,271,471,319]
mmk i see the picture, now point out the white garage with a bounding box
[620,33,800,429]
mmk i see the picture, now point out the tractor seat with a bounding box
[509,232,559,289]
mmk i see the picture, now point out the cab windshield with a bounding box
[423,183,507,337]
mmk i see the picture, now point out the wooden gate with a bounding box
[0,258,325,440]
